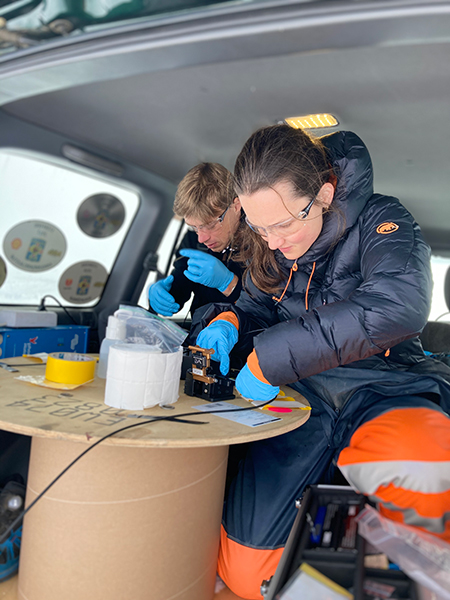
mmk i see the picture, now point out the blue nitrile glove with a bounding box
[235,363,280,402]
[179,249,234,293]
[148,275,180,317]
[196,320,238,375]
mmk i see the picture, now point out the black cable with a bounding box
[38,294,78,325]
[0,397,276,544]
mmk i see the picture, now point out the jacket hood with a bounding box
[277,130,374,268]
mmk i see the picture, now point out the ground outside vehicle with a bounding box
[0,1,449,599]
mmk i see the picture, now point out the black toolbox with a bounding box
[263,484,420,600]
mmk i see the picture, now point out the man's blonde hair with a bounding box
[173,163,235,222]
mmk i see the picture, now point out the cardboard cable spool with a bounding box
[21,438,228,600]
[0,357,310,600]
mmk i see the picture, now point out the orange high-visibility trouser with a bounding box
[218,404,450,599]
[337,407,450,541]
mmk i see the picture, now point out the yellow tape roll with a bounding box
[45,353,96,385]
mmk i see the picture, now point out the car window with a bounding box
[430,255,450,322]
[0,0,249,57]
[0,150,139,307]
[138,217,193,320]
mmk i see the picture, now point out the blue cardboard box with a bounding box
[0,325,89,358]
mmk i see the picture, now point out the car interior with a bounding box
[0,0,449,347]
[0,0,449,598]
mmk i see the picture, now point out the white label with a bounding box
[193,402,281,428]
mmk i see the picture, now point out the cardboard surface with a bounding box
[0,575,17,599]
[20,437,228,600]
[0,359,310,447]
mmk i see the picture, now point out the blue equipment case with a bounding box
[0,325,89,358]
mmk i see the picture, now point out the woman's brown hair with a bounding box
[234,125,333,294]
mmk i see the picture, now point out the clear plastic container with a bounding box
[114,306,188,353]
[97,316,126,379]
[356,505,450,600]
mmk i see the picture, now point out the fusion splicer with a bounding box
[184,345,235,402]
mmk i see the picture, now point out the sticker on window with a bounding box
[77,194,125,238]
[3,221,66,272]
[59,261,108,304]
[0,257,6,288]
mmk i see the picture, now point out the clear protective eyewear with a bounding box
[186,204,231,233]
[245,196,316,238]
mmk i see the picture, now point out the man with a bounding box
[148,163,244,318]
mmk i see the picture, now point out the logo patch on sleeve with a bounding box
[376,222,399,234]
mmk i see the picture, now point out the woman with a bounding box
[195,125,450,599]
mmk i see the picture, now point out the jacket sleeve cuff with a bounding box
[247,349,271,384]
[210,311,239,331]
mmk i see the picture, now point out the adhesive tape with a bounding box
[45,353,96,385]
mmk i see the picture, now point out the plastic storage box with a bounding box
[0,325,89,358]
[0,309,57,328]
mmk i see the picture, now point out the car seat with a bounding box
[420,266,450,353]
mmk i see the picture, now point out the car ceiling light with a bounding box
[285,114,339,130]
[62,144,124,177]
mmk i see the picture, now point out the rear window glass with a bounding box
[0,150,139,307]
[0,1,247,57]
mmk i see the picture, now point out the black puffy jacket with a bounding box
[223,131,450,409]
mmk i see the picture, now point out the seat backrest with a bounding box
[420,321,450,353]
[445,265,450,314]
[420,266,450,353]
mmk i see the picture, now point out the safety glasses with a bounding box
[186,204,231,233]
[245,196,315,238]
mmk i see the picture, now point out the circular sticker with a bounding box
[3,221,66,272]
[0,257,6,288]
[58,261,108,304]
[77,194,125,238]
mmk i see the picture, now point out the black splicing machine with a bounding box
[184,345,235,402]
